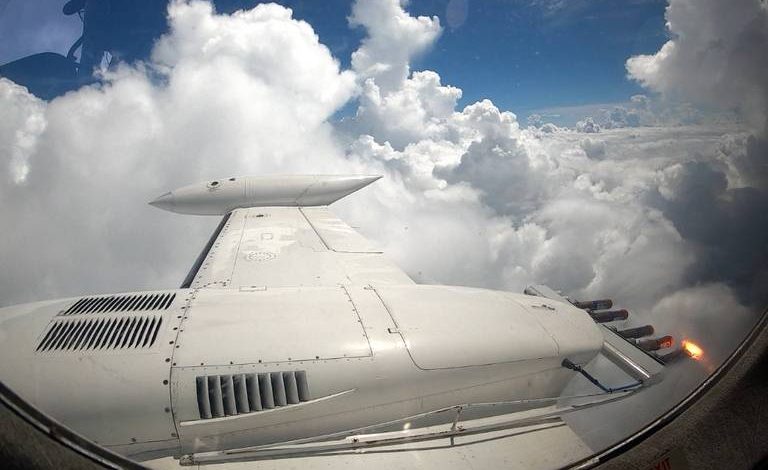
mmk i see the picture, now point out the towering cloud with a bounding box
[0,0,763,372]
[0,1,357,302]
[349,0,441,92]
[626,0,768,308]
[627,0,768,133]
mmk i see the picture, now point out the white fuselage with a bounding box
[0,283,602,461]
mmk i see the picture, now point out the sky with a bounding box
[0,0,669,117]
[0,0,767,452]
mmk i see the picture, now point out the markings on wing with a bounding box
[189,207,413,289]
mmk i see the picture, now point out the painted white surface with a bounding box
[145,417,593,470]
[188,207,413,289]
[150,175,381,215]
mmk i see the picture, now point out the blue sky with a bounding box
[0,0,668,116]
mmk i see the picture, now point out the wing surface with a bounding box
[185,206,414,289]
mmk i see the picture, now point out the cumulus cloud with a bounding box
[575,116,600,133]
[625,0,768,309]
[0,79,45,183]
[1,0,767,455]
[649,283,754,364]
[346,70,463,149]
[349,0,441,93]
[0,1,357,303]
[579,137,606,159]
[627,0,768,132]
[0,0,764,375]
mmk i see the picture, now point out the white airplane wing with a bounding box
[152,175,415,290]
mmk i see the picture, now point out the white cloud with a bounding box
[627,0,768,132]
[649,283,754,363]
[349,0,441,93]
[575,116,600,133]
[0,78,45,184]
[347,70,462,149]
[579,137,606,159]
[0,0,763,358]
[0,0,358,303]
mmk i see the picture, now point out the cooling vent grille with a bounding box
[196,371,310,419]
[36,315,163,352]
[60,292,176,316]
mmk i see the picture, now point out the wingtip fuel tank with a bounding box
[149,174,382,215]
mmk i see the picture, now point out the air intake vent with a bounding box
[60,292,176,316]
[196,371,310,419]
[36,315,163,352]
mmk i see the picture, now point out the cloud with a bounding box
[575,116,600,133]
[0,0,357,303]
[627,0,768,132]
[0,0,763,374]
[0,78,46,183]
[649,283,754,364]
[652,160,768,307]
[580,137,606,159]
[345,70,462,149]
[349,0,441,93]
[624,0,768,309]
[1,0,766,455]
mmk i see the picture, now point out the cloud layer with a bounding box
[0,0,764,372]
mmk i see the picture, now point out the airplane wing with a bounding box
[151,175,415,290]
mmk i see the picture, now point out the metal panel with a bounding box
[283,371,300,405]
[0,292,189,446]
[259,373,275,409]
[246,374,262,411]
[196,376,212,419]
[272,372,287,407]
[375,285,562,370]
[188,207,413,289]
[300,207,381,253]
[233,374,250,413]
[173,287,372,366]
[296,370,310,402]
[60,293,176,315]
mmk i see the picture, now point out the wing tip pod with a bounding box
[149,174,382,215]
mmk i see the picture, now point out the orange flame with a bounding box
[682,340,704,360]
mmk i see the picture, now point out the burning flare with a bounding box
[682,339,704,360]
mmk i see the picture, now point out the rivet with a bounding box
[165,358,170,363]
[163,379,169,385]
[164,407,171,413]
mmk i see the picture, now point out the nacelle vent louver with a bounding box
[36,315,163,352]
[196,371,310,420]
[60,292,176,315]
